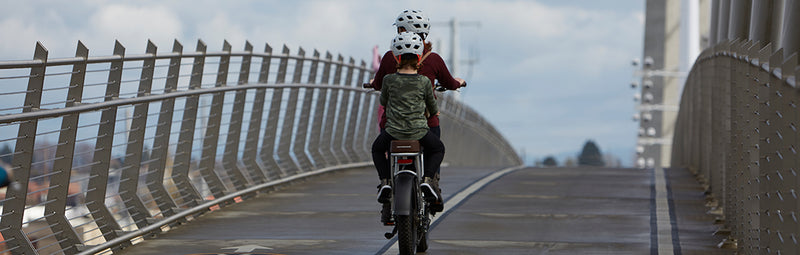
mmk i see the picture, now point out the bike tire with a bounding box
[396,215,417,255]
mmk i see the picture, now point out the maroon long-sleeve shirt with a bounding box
[370,49,462,128]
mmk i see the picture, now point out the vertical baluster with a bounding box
[321,55,344,166]
[366,89,381,159]
[118,41,157,232]
[243,43,272,184]
[293,50,320,172]
[223,41,253,191]
[309,52,333,168]
[346,61,367,162]
[197,41,232,200]
[172,40,207,208]
[777,53,798,254]
[277,46,304,174]
[97,42,148,229]
[759,48,783,252]
[260,46,288,180]
[724,41,743,241]
[354,61,372,162]
[361,89,377,161]
[77,42,124,250]
[0,41,45,255]
[793,57,800,252]
[333,58,355,163]
[42,41,90,253]
[146,40,182,217]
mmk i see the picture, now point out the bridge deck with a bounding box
[117,166,733,255]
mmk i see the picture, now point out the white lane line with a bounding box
[381,165,526,255]
[654,167,674,254]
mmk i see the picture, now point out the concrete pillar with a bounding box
[717,0,731,42]
[728,0,752,40]
[781,0,800,57]
[710,0,720,45]
[749,0,774,43]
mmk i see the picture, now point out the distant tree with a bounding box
[578,140,605,166]
[542,156,558,167]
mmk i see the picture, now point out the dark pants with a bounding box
[371,130,445,180]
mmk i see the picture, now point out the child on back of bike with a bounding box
[372,31,445,225]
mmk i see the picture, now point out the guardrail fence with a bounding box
[0,39,521,255]
[672,39,798,253]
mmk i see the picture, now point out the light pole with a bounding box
[630,56,685,168]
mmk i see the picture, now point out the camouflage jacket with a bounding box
[380,73,438,140]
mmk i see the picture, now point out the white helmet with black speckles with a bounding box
[394,10,431,40]
[391,31,424,58]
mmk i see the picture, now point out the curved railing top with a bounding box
[0,39,520,254]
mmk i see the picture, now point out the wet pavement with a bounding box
[117,166,734,255]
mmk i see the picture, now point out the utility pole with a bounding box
[436,17,480,77]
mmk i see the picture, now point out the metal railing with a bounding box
[0,39,521,255]
[672,39,799,253]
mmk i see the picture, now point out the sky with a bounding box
[0,0,646,166]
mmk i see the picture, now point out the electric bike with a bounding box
[384,140,432,254]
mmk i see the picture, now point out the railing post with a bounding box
[774,52,797,254]
[309,52,333,168]
[145,40,182,217]
[260,45,289,179]
[117,40,158,232]
[242,43,272,184]
[354,61,372,162]
[222,41,254,191]
[320,55,344,166]
[196,41,232,200]
[781,0,800,58]
[277,46,304,174]
[793,56,800,255]
[42,41,90,254]
[346,60,367,162]
[0,42,45,255]
[333,58,356,163]
[362,90,378,161]
[81,41,127,250]
[171,40,207,208]
[293,49,320,172]
[759,48,783,252]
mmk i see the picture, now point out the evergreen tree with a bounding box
[542,156,558,167]
[578,140,605,166]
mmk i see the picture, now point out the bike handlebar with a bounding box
[363,81,466,90]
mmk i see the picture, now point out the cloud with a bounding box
[0,18,42,59]
[87,5,183,52]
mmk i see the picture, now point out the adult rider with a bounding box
[369,10,466,215]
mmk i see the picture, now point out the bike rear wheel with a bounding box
[396,215,417,255]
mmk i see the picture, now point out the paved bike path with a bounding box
[117,166,732,255]
[117,166,500,255]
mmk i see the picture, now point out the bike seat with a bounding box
[390,140,420,153]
